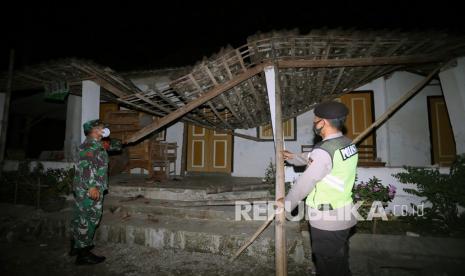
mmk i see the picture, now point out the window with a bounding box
[257,118,296,141]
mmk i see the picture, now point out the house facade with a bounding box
[125,65,462,179]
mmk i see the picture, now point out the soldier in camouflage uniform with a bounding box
[69,119,110,265]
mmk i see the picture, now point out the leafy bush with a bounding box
[394,154,465,234]
[352,176,396,203]
[0,161,75,205]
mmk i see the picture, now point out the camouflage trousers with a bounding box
[70,191,104,248]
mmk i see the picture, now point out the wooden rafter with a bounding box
[125,63,266,143]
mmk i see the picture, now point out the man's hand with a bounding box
[88,187,100,201]
[282,150,295,161]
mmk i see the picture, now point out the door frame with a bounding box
[427,95,456,165]
[343,90,377,151]
[184,125,234,174]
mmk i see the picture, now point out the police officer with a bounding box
[69,119,110,265]
[282,101,358,276]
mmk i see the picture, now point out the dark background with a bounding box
[1,1,464,158]
[2,1,465,72]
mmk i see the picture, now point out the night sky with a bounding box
[2,1,465,72]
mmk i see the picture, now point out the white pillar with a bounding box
[81,80,100,142]
[439,57,465,154]
[64,94,82,161]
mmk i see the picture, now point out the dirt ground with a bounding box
[0,237,310,276]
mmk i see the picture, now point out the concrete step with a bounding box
[0,203,310,267]
[108,184,271,201]
[96,210,309,265]
[103,196,253,221]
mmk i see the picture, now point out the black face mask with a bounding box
[313,120,324,136]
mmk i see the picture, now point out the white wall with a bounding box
[357,72,442,166]
[64,94,82,161]
[382,72,442,166]
[233,110,317,177]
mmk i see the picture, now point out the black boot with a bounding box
[75,246,106,265]
[69,239,94,257]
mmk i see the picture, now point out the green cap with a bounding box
[83,119,105,135]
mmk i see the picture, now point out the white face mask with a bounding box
[101,128,110,138]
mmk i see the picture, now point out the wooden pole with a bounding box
[180,122,188,177]
[230,214,275,261]
[352,64,442,145]
[273,65,287,276]
[0,49,15,177]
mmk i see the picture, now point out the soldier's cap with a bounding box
[83,119,108,134]
[314,101,349,119]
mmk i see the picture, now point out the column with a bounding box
[81,80,100,142]
[64,94,82,161]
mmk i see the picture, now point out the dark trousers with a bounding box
[310,226,353,276]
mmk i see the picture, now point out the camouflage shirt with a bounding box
[73,137,109,194]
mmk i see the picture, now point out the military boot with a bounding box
[69,239,94,257]
[75,246,106,265]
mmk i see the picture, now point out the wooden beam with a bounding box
[353,64,443,144]
[208,102,233,129]
[276,54,442,68]
[125,64,266,144]
[186,119,261,142]
[133,93,172,114]
[71,63,129,98]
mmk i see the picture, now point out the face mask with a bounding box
[101,128,110,138]
[313,120,324,136]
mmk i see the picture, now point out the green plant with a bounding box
[394,154,465,234]
[352,176,396,203]
[0,161,75,206]
[263,159,276,185]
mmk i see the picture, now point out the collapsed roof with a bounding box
[2,29,465,142]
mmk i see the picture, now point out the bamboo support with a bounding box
[273,65,287,276]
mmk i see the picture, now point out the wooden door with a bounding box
[339,91,375,162]
[186,125,232,173]
[428,96,456,166]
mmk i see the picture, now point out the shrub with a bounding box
[394,154,465,234]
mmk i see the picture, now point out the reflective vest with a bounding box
[306,136,358,210]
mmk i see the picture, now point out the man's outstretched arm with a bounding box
[284,149,332,211]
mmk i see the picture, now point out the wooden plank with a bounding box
[208,102,233,129]
[125,63,266,144]
[133,93,172,114]
[353,64,443,144]
[276,54,442,68]
[71,62,130,97]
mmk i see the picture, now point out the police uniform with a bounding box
[285,101,358,276]
[70,119,109,265]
